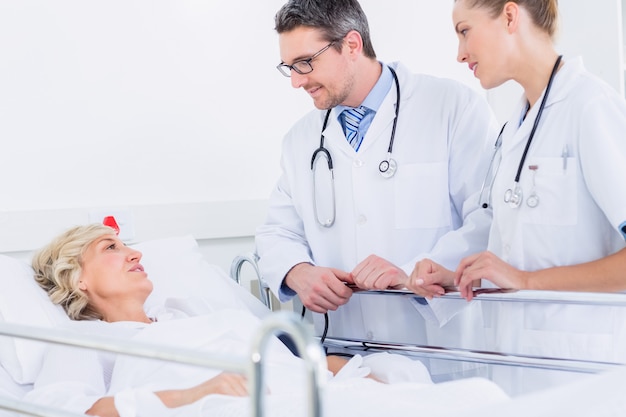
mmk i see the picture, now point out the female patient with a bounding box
[27,224,356,417]
[28,224,506,417]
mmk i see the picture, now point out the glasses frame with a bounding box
[276,41,336,77]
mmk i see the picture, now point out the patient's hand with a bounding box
[155,372,248,409]
[328,354,385,383]
[194,372,248,397]
[86,397,119,417]
[326,355,350,375]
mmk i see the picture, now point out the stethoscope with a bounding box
[478,122,505,209]
[482,55,562,210]
[311,66,401,227]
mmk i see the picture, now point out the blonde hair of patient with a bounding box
[32,224,117,321]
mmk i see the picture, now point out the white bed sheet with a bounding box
[24,306,511,417]
[456,365,626,417]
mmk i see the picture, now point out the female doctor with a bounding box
[409,0,626,394]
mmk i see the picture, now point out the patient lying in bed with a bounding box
[22,224,510,417]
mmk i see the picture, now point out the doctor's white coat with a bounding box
[483,57,626,395]
[256,62,497,376]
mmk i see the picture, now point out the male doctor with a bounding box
[255,0,497,375]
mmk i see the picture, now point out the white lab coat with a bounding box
[484,57,626,395]
[256,62,497,378]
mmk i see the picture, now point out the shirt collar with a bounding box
[336,62,393,114]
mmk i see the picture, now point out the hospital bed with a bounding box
[0,238,625,416]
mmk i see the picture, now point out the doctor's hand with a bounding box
[350,255,408,290]
[285,263,353,314]
[455,251,527,301]
[406,259,454,299]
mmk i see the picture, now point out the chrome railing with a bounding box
[350,286,626,307]
[229,252,626,375]
[229,252,626,309]
[250,312,326,417]
[322,337,622,374]
[230,251,274,311]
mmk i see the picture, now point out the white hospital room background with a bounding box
[0,0,625,300]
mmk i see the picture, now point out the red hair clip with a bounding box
[102,216,120,235]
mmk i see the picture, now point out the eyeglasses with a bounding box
[276,42,335,77]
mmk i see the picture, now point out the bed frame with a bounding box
[231,252,626,375]
[0,312,326,417]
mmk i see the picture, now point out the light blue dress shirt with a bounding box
[336,62,394,151]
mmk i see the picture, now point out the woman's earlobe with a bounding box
[503,2,519,32]
[78,281,87,291]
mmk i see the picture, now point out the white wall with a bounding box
[0,0,479,258]
[487,0,624,123]
[0,1,477,213]
[0,1,623,269]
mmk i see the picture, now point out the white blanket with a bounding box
[25,306,510,417]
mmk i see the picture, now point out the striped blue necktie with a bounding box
[343,106,367,150]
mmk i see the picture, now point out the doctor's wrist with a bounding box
[284,262,314,289]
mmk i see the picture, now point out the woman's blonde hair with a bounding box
[461,0,559,38]
[32,224,117,320]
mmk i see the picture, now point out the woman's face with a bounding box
[453,0,512,89]
[79,234,152,303]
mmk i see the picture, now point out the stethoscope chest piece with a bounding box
[378,157,397,178]
[503,183,523,208]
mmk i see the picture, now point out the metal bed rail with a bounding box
[322,337,622,374]
[351,286,626,307]
[230,252,274,311]
[0,311,326,417]
[230,252,626,309]
[332,288,626,374]
[230,253,626,375]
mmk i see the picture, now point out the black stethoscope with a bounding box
[501,55,562,209]
[310,66,401,227]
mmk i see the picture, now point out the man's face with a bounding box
[278,27,354,109]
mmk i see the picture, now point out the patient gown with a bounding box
[23,299,510,417]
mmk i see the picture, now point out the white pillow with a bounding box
[0,235,269,385]
[0,255,69,384]
[0,363,30,400]
[134,235,269,318]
